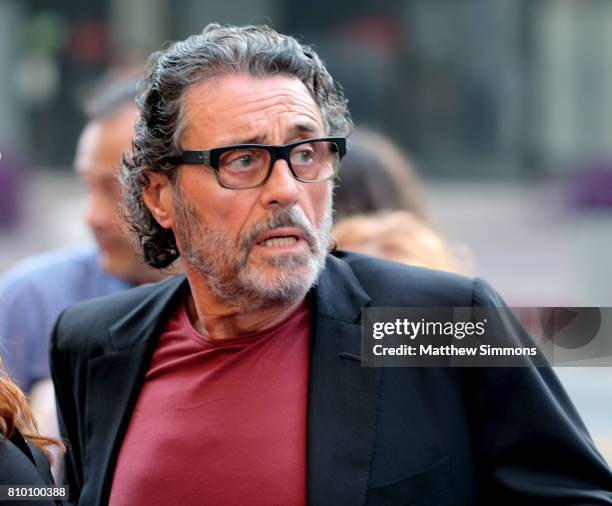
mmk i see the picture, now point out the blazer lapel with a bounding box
[81,275,188,506]
[307,254,382,506]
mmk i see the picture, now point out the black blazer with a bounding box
[50,251,612,505]
[0,429,60,505]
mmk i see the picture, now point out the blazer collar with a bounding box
[312,253,370,323]
[103,253,369,348]
[109,273,189,350]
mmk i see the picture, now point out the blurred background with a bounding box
[0,0,610,460]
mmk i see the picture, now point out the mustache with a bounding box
[240,207,317,251]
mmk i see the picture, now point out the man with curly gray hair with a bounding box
[51,24,612,505]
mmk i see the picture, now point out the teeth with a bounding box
[261,236,298,247]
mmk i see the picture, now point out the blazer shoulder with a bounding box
[52,275,185,356]
[0,431,54,489]
[332,250,483,307]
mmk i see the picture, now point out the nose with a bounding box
[258,158,300,209]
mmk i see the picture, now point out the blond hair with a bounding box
[333,211,468,274]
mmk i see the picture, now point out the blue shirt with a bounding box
[0,245,130,392]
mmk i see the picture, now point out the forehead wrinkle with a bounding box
[185,112,321,149]
[183,83,324,147]
[187,74,319,112]
[188,88,320,123]
[224,85,319,111]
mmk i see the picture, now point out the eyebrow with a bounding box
[286,122,322,138]
[224,122,323,146]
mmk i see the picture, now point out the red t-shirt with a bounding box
[109,298,311,506]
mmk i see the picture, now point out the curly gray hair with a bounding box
[120,23,352,268]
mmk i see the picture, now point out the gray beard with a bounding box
[172,184,332,311]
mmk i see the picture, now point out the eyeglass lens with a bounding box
[217,140,340,188]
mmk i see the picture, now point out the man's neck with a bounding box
[184,273,306,340]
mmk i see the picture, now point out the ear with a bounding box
[142,171,174,229]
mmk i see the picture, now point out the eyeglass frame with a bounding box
[165,136,347,190]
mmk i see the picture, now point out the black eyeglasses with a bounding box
[166,137,346,189]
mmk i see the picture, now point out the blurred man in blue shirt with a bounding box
[0,77,168,394]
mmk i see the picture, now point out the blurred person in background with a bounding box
[51,24,612,505]
[333,210,467,273]
[0,76,169,392]
[332,127,471,273]
[333,127,428,223]
[0,75,171,454]
[0,358,64,499]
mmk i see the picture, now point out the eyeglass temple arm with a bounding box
[167,151,211,165]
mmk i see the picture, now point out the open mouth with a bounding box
[259,235,299,248]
